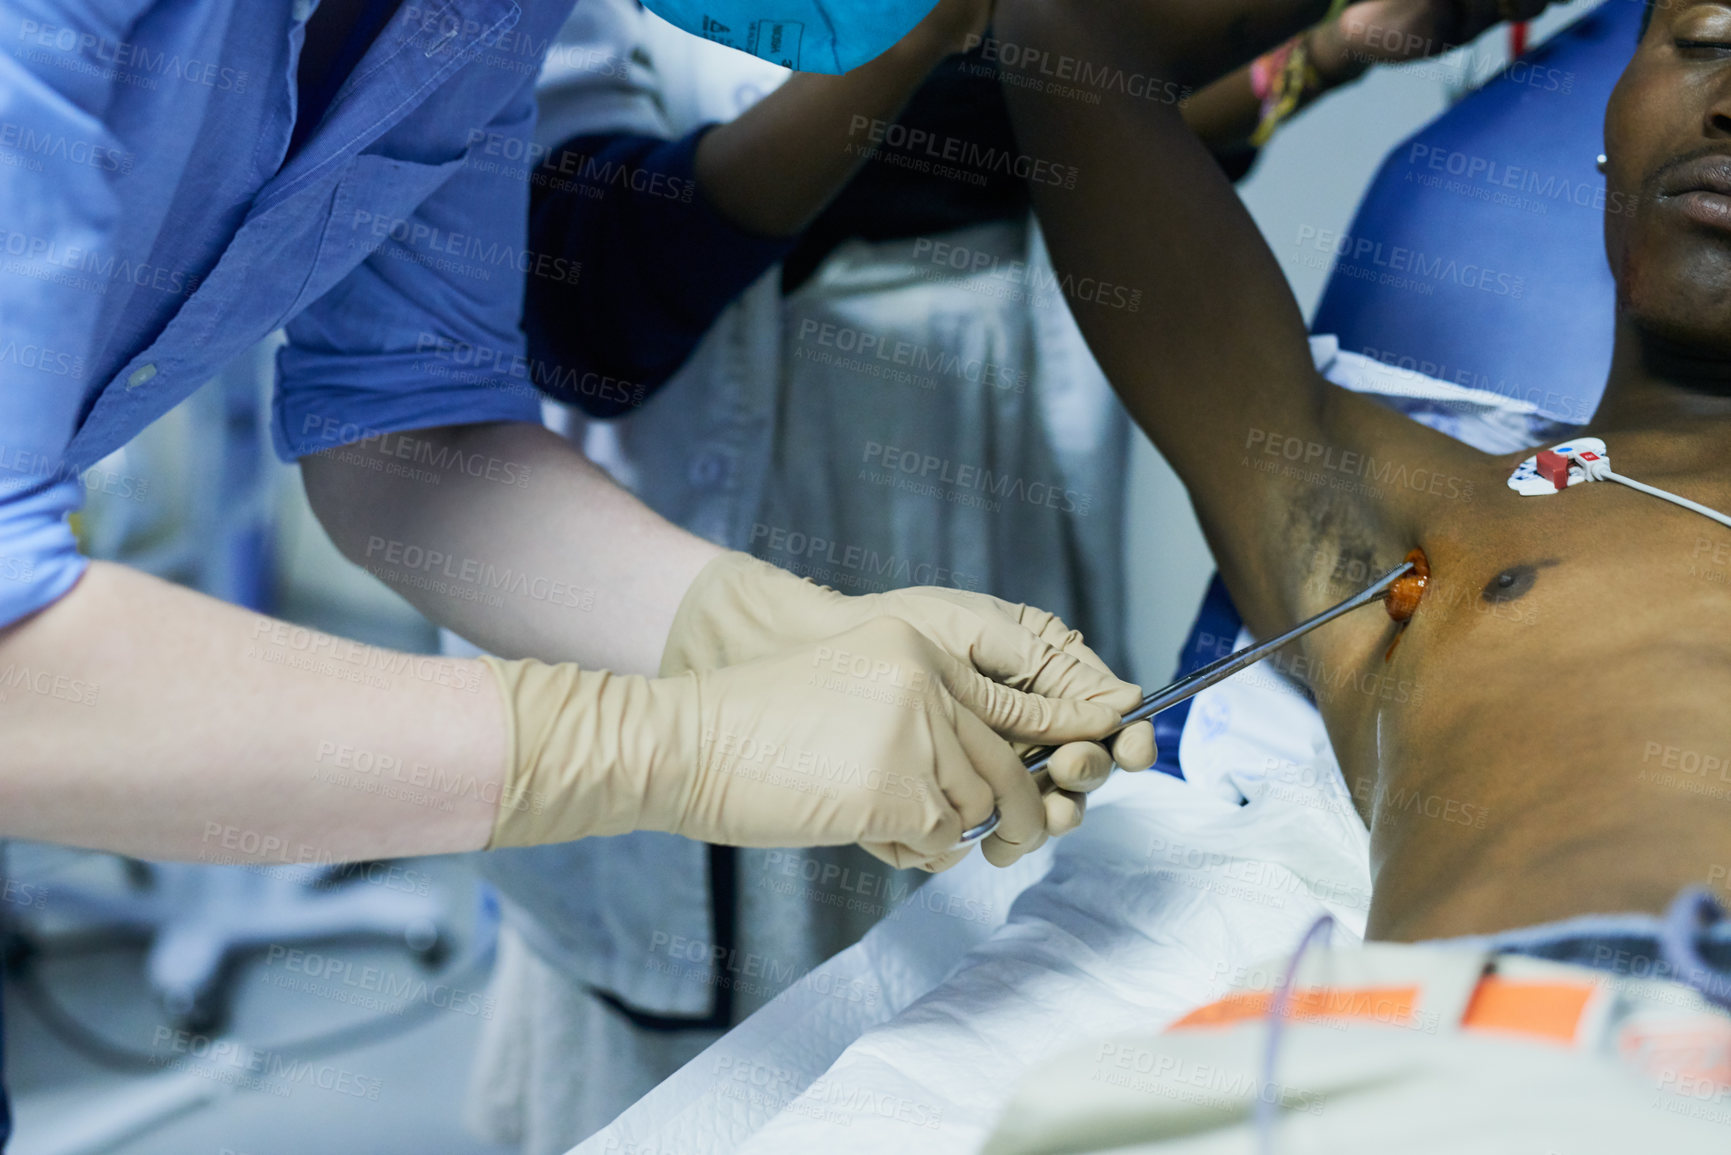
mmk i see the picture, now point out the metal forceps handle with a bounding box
[954,561,1416,847]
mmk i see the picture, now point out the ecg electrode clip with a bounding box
[1507,438,1611,495]
[1509,436,1731,529]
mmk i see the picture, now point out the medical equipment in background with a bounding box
[7,861,450,1031]
[0,844,499,1155]
[959,559,1421,844]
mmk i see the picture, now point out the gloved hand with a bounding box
[660,552,1158,857]
[482,618,1129,869]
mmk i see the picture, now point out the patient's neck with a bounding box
[1593,321,1731,433]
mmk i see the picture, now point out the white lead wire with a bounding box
[1578,457,1731,531]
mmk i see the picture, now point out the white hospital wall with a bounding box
[1121,1,1597,684]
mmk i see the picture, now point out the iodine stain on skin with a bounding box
[1384,548,1430,662]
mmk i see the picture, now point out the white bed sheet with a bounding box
[574,661,1375,1155]
[734,683,1375,1154]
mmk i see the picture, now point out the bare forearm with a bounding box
[995,0,1319,480]
[693,2,979,237]
[1190,0,1564,154]
[302,422,721,675]
[1061,0,1333,89]
[693,62,928,237]
[1181,65,1263,150]
[0,563,504,861]
[995,0,1360,634]
[1180,18,1370,151]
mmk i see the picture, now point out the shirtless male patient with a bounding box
[994,0,1730,942]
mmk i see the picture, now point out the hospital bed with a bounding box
[569,4,1631,1150]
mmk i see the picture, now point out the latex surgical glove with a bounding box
[482,619,1127,869]
[660,552,1158,857]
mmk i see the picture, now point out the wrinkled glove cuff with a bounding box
[658,550,851,676]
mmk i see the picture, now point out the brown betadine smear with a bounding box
[1384,548,1431,623]
[1383,548,1431,662]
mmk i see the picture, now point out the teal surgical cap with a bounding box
[639,0,946,73]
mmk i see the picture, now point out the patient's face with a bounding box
[1605,0,1731,357]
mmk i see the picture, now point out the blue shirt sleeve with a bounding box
[521,126,796,419]
[272,71,547,459]
[0,3,148,629]
[0,473,88,632]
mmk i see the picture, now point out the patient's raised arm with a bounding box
[995,0,1469,636]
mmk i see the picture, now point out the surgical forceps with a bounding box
[956,560,1418,846]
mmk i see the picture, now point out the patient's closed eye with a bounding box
[1675,3,1731,50]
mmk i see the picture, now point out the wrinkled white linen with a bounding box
[576,704,1375,1155]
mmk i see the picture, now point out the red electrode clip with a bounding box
[1535,450,1572,491]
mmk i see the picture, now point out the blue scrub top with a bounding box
[0,0,577,630]
[0,0,578,1137]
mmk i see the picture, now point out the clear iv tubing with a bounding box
[1577,456,1731,530]
[1255,913,1336,1155]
